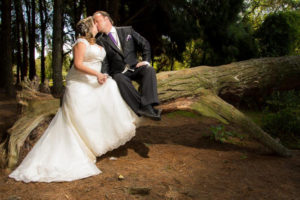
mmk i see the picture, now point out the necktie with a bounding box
[108,32,118,47]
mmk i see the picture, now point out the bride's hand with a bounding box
[97,73,107,84]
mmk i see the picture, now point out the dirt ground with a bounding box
[0,112,300,200]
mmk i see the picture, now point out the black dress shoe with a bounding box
[138,105,161,121]
[153,108,162,116]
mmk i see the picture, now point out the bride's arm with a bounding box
[73,42,107,84]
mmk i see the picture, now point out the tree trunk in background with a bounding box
[1,0,15,96]
[18,0,28,81]
[52,0,64,97]
[0,2,4,88]
[24,0,32,80]
[15,24,22,85]
[29,0,36,80]
[73,0,84,37]
[13,0,22,84]
[39,0,46,84]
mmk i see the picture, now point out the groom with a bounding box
[93,11,161,120]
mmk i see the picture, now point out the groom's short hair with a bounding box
[93,11,114,25]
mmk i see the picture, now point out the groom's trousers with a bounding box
[112,65,159,115]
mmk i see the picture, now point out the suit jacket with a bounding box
[97,26,151,75]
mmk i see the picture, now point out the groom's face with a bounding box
[94,14,108,33]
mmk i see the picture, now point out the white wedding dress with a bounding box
[9,38,137,183]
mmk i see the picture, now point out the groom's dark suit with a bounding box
[96,26,159,115]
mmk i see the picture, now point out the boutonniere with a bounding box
[126,34,132,41]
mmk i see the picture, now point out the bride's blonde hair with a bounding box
[76,16,96,44]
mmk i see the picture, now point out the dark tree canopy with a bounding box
[0,0,299,94]
[256,11,300,57]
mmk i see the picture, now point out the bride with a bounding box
[9,16,138,183]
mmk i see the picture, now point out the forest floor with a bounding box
[0,109,300,199]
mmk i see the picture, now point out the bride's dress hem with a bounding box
[8,38,138,183]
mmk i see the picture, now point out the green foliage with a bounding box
[226,22,259,61]
[256,11,300,56]
[262,90,300,148]
[185,0,258,66]
[264,90,300,112]
[153,36,185,72]
[210,125,234,143]
[240,154,248,159]
[243,0,300,30]
[35,52,72,86]
[182,39,206,68]
[241,110,264,127]
[210,125,246,144]
[153,55,184,72]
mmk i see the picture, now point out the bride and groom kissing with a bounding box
[94,11,162,120]
[9,11,161,182]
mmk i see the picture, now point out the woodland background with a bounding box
[0,0,299,97]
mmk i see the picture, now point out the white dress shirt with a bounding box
[108,26,122,50]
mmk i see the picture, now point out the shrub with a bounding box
[262,90,300,147]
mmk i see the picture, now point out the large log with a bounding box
[158,56,300,104]
[2,56,299,169]
[157,56,300,157]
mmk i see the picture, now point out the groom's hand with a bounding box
[136,61,150,68]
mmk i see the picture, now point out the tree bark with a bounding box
[13,0,22,84]
[18,0,29,81]
[29,0,36,80]
[39,0,46,84]
[24,0,32,81]
[1,0,15,96]
[73,0,84,37]
[15,22,22,85]
[52,0,64,97]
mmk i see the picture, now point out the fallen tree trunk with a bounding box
[157,56,300,157]
[2,56,299,169]
[158,56,300,105]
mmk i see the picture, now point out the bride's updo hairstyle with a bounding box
[76,16,96,44]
